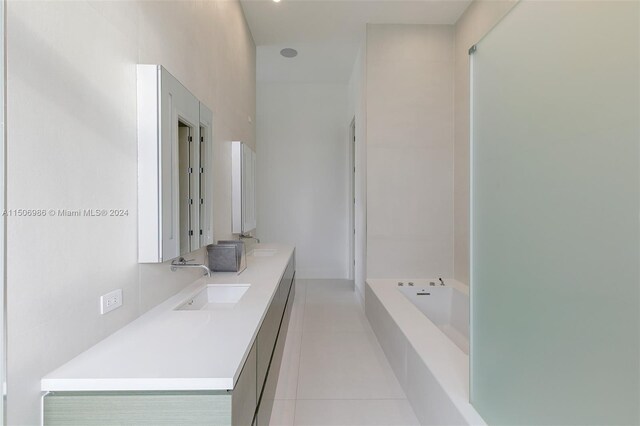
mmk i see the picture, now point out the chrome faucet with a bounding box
[240,234,260,244]
[170,257,211,277]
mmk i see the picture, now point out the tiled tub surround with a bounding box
[366,279,483,425]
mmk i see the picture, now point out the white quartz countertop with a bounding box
[41,244,294,392]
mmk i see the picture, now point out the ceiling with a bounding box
[240,0,472,83]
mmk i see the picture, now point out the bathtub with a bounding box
[397,283,469,354]
[365,279,484,425]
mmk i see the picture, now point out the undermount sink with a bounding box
[251,249,277,257]
[176,284,250,311]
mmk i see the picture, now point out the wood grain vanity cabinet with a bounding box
[44,391,234,425]
[43,254,295,426]
[257,257,294,392]
[256,263,295,426]
[256,257,295,425]
[232,342,258,426]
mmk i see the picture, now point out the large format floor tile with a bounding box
[303,279,370,333]
[294,399,420,426]
[296,329,405,399]
[269,279,417,426]
[304,279,356,302]
[274,318,304,399]
[302,302,370,333]
[270,399,296,426]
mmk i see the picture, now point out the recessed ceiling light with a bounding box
[273,0,281,3]
[280,48,298,58]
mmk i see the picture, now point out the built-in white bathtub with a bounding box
[397,284,469,354]
[365,278,484,426]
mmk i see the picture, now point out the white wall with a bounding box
[453,0,517,285]
[366,24,455,279]
[256,83,349,279]
[347,46,367,299]
[6,1,255,423]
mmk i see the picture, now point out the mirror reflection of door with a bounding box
[178,120,193,255]
[199,125,206,247]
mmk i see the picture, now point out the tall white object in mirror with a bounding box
[137,65,214,263]
[199,103,214,247]
[232,141,256,234]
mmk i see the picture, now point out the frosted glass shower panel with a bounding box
[471,1,639,424]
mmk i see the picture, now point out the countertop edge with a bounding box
[41,244,295,393]
[41,378,235,392]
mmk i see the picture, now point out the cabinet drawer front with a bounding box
[232,343,257,426]
[256,281,295,426]
[280,276,295,338]
[257,296,281,390]
[257,258,294,392]
[44,391,231,426]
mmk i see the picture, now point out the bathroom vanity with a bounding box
[41,245,295,426]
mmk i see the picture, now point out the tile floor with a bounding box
[269,279,420,426]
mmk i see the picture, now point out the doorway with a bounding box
[1,0,6,422]
[349,117,355,281]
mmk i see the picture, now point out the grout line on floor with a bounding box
[273,280,417,425]
[293,398,410,401]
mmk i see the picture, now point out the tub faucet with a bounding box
[170,257,211,277]
[439,278,445,286]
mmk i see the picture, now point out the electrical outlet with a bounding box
[100,289,123,315]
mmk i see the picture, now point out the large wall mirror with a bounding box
[138,65,214,263]
[231,141,256,235]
